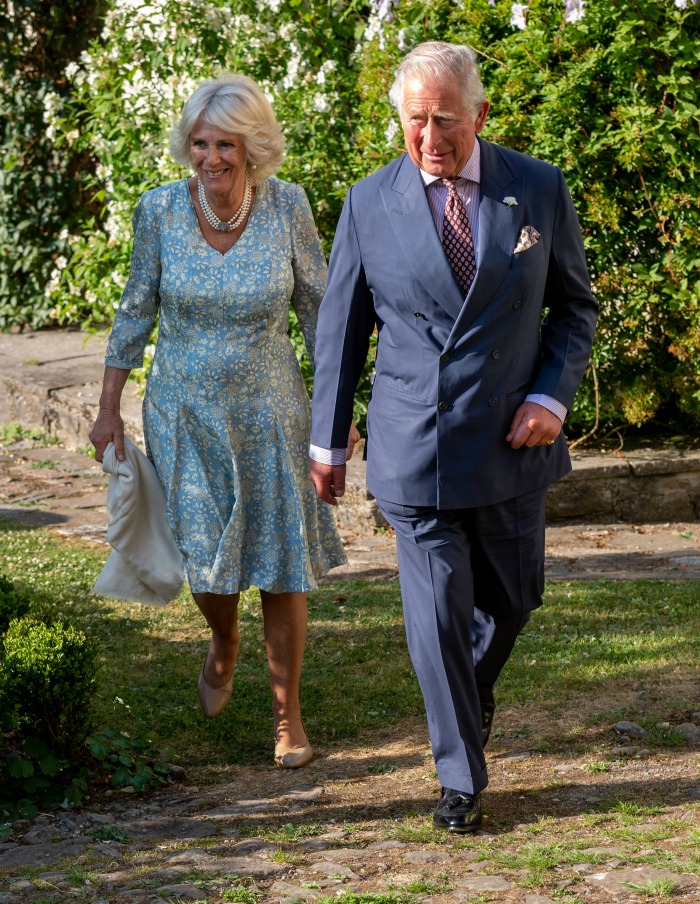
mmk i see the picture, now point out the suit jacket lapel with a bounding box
[445,139,523,347]
[380,155,466,321]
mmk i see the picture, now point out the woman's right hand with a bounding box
[89,408,125,463]
[90,366,131,462]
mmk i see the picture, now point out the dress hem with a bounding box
[186,553,348,596]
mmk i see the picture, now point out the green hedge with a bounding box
[0,615,97,820]
[2,0,698,436]
[2,618,98,750]
[0,1,107,329]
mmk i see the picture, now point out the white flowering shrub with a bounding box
[48,0,366,332]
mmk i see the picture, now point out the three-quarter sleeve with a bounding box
[289,186,327,363]
[105,192,162,370]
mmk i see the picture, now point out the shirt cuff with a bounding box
[309,444,347,466]
[525,394,567,422]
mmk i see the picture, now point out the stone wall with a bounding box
[335,444,700,534]
[548,446,700,523]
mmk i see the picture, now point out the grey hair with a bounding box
[169,74,284,185]
[389,41,486,119]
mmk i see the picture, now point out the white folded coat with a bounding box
[93,437,185,605]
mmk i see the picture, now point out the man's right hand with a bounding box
[309,459,347,506]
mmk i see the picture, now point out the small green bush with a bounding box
[0,553,176,825]
[0,575,31,634]
[2,617,98,756]
[0,733,92,821]
[0,619,98,821]
[86,729,175,792]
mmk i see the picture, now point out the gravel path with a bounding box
[1,720,699,904]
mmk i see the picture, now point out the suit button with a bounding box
[488,398,498,407]
[513,300,522,309]
[491,349,500,359]
[440,353,450,363]
[438,401,449,411]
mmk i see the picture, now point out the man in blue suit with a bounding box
[309,41,597,832]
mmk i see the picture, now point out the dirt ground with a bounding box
[146,676,700,902]
[192,682,700,831]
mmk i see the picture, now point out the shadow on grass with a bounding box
[90,579,422,769]
[0,506,71,528]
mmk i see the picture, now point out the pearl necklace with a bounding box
[197,171,252,232]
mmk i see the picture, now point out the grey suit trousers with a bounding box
[377,486,546,795]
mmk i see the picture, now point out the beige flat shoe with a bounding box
[197,663,233,719]
[274,738,314,769]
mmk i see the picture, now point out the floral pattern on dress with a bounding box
[105,177,346,593]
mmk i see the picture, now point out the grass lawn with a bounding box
[1,515,699,782]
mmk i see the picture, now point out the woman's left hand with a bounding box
[346,422,361,461]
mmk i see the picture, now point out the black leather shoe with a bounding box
[481,700,496,747]
[432,788,483,833]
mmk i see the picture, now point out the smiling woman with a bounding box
[87,73,352,771]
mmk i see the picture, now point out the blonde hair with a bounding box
[389,41,486,119]
[170,74,284,185]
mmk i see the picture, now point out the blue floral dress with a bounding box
[105,177,346,594]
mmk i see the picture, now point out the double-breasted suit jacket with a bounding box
[310,138,598,507]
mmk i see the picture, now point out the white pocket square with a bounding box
[514,225,541,254]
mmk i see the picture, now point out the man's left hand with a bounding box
[506,401,562,449]
[346,422,361,461]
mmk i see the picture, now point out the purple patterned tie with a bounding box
[441,178,476,295]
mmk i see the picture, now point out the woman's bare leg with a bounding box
[193,591,240,687]
[260,590,309,749]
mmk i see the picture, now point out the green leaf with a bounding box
[8,758,34,779]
